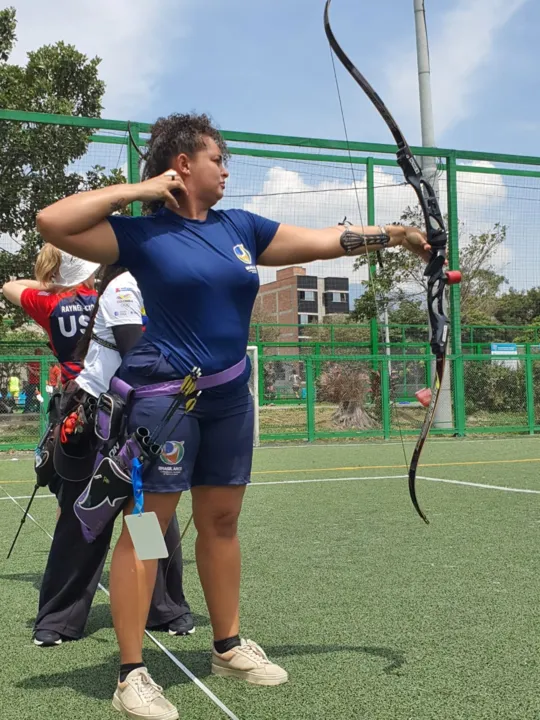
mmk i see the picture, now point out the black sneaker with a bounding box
[33,629,63,647]
[168,611,195,636]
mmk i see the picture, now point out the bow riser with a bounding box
[427,273,449,356]
[397,150,447,249]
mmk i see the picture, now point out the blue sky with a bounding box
[10,0,539,155]
[8,0,540,293]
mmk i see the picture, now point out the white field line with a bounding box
[3,472,539,498]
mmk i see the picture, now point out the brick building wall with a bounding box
[254,266,350,344]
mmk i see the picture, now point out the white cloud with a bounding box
[244,165,418,285]
[241,159,516,287]
[385,0,528,138]
[9,0,190,118]
[452,160,508,230]
[451,161,513,275]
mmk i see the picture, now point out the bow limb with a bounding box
[324,0,461,522]
[127,120,145,161]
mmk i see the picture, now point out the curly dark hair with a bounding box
[140,113,230,211]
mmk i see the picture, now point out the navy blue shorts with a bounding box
[116,343,254,494]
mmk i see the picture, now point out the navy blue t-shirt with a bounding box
[108,208,279,376]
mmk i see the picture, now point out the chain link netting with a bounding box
[2,114,540,445]
[0,357,59,448]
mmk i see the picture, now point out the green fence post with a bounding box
[127,121,142,217]
[366,157,379,368]
[446,152,466,436]
[381,357,391,439]
[39,357,48,438]
[258,346,265,406]
[525,354,535,435]
[306,357,315,442]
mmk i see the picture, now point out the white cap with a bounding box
[54,251,99,287]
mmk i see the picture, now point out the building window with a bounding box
[299,314,318,324]
[298,290,316,302]
[329,292,348,303]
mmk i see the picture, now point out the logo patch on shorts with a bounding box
[160,441,184,465]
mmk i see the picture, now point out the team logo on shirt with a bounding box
[233,244,252,264]
[115,292,133,303]
[160,441,184,465]
[233,244,257,274]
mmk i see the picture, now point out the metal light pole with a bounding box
[413,0,453,429]
[414,0,438,188]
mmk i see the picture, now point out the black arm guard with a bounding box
[340,226,390,256]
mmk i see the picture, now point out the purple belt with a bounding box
[110,356,247,400]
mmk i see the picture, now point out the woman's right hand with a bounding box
[135,170,188,208]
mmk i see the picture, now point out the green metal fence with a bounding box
[2,109,540,446]
[1,350,539,448]
[250,323,540,346]
[0,355,57,450]
[256,351,540,442]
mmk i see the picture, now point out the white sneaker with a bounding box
[112,667,179,719]
[212,639,289,686]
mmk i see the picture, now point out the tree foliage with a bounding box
[0,7,127,326]
[349,204,508,327]
[249,303,281,342]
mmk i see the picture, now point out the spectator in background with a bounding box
[23,348,45,413]
[8,374,20,401]
[8,374,20,411]
[291,369,301,399]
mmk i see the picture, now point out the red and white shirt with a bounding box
[20,285,97,385]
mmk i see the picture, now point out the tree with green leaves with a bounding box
[0,6,127,327]
[249,303,281,343]
[349,204,508,327]
[493,288,540,329]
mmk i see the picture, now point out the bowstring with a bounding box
[328,47,409,472]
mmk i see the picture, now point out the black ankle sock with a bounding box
[119,662,145,683]
[214,635,241,654]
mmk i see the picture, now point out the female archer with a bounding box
[36,112,429,720]
[33,265,194,647]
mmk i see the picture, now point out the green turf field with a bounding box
[2,437,540,719]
